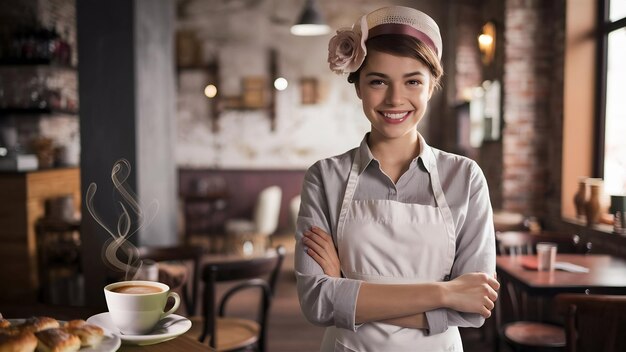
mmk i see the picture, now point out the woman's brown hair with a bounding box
[347,34,443,91]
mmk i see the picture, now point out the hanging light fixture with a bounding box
[290,0,330,36]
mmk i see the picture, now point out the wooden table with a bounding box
[493,254,626,351]
[496,254,626,296]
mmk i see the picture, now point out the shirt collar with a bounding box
[356,133,434,175]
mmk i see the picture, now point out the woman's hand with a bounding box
[440,272,500,318]
[302,226,341,278]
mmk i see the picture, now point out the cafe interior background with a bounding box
[0,0,625,350]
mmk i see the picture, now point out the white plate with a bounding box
[6,319,121,352]
[86,312,192,346]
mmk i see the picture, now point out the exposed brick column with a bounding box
[502,0,555,215]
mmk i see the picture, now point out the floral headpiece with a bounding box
[327,6,442,75]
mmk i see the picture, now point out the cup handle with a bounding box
[160,292,181,319]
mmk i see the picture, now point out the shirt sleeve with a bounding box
[425,161,496,335]
[295,162,363,331]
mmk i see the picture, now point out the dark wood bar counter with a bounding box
[0,167,81,302]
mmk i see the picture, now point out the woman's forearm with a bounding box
[355,282,443,323]
[378,313,427,329]
[356,272,498,324]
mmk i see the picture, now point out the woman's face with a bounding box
[355,50,432,142]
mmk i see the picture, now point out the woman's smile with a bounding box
[379,110,413,124]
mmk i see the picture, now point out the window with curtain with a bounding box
[600,0,626,196]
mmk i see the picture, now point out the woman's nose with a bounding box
[385,85,404,106]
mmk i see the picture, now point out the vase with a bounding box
[573,178,587,220]
[585,180,602,226]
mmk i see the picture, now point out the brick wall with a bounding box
[545,0,566,224]
[502,0,564,217]
[453,2,483,103]
[449,0,565,218]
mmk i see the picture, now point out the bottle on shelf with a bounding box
[573,177,588,221]
[584,178,603,227]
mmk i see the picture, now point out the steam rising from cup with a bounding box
[85,159,159,280]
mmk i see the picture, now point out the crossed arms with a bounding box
[302,226,499,330]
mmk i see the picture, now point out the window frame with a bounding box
[595,0,626,177]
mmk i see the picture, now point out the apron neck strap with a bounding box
[336,150,361,238]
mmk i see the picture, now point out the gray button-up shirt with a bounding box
[295,133,496,335]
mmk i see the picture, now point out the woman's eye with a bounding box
[369,79,386,86]
[407,80,422,86]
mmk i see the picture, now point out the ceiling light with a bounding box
[290,0,330,36]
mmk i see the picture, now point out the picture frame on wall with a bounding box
[300,77,319,105]
[242,76,267,109]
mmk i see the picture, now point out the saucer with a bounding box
[86,313,192,346]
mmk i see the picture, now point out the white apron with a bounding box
[321,149,462,352]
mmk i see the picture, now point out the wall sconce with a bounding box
[290,0,330,36]
[204,84,218,99]
[478,21,496,65]
[274,77,288,91]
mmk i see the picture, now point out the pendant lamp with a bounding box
[290,0,330,36]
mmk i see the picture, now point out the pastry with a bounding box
[16,318,59,334]
[34,329,80,352]
[62,320,103,347]
[0,330,38,352]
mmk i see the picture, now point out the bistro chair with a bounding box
[137,244,204,316]
[493,210,527,232]
[495,231,591,352]
[289,195,301,232]
[224,186,282,255]
[197,245,285,352]
[556,294,626,352]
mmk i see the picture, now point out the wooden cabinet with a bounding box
[0,168,80,302]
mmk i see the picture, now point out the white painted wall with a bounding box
[176,0,438,169]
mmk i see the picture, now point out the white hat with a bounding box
[328,6,442,75]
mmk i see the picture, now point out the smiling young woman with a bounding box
[295,6,499,352]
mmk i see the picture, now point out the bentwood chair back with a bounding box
[199,246,286,352]
[289,195,301,232]
[556,294,626,352]
[137,245,204,316]
[224,186,282,255]
[252,186,282,236]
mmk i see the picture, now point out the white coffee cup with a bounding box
[104,280,180,335]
